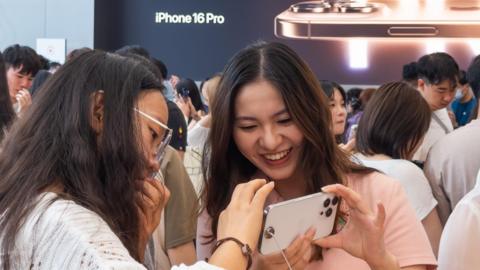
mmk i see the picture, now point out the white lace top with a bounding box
[0,192,221,270]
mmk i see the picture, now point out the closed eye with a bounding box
[150,128,159,140]
[238,125,257,131]
[278,118,292,124]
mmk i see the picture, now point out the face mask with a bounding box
[455,89,464,99]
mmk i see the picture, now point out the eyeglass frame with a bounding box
[134,108,173,177]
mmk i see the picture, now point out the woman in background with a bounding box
[355,81,443,256]
[320,80,355,152]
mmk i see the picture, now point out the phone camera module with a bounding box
[332,196,339,206]
[323,198,331,208]
[290,1,331,13]
[326,208,333,217]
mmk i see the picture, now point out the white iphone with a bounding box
[275,0,480,40]
[259,191,339,255]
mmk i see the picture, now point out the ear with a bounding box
[90,90,105,134]
[417,78,425,92]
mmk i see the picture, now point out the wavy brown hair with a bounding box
[202,41,373,253]
[0,51,163,269]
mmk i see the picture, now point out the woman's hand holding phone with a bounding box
[252,228,315,270]
[314,184,399,270]
[135,177,170,261]
[209,179,274,270]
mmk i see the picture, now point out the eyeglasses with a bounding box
[134,108,172,178]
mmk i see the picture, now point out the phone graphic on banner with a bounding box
[275,0,480,40]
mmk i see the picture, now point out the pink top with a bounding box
[197,172,437,269]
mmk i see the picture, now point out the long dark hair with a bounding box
[202,41,373,245]
[0,52,15,139]
[356,81,431,159]
[0,51,163,268]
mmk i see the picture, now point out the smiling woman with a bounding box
[198,41,437,270]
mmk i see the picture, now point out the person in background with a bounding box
[185,74,222,196]
[423,56,480,226]
[0,52,15,139]
[402,61,419,88]
[320,80,355,152]
[175,78,206,128]
[450,70,477,127]
[436,56,480,270]
[3,44,41,115]
[355,81,442,256]
[198,41,436,270]
[412,52,458,164]
[344,88,375,144]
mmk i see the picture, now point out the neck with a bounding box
[272,173,307,200]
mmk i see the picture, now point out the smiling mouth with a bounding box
[263,149,292,161]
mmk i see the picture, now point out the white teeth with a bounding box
[264,150,290,161]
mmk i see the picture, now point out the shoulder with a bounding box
[21,194,144,269]
[385,160,426,180]
[348,172,403,196]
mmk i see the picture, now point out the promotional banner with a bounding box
[95,0,480,85]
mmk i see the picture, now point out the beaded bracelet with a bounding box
[212,237,253,269]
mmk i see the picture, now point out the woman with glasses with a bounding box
[0,51,274,270]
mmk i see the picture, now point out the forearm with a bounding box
[209,241,248,270]
[167,242,197,265]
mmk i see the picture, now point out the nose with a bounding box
[148,152,161,176]
[444,91,455,103]
[20,78,32,89]
[259,125,282,150]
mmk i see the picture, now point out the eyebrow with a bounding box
[235,108,289,121]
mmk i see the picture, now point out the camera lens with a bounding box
[326,208,333,217]
[323,198,331,208]
[332,196,339,205]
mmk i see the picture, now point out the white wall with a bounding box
[0,0,94,58]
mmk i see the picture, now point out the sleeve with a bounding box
[196,209,216,261]
[393,162,437,220]
[171,261,224,270]
[423,147,454,225]
[163,146,199,249]
[382,180,437,269]
[438,198,480,270]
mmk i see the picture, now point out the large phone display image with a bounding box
[275,0,480,39]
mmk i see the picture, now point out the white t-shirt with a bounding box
[356,155,437,220]
[438,170,480,270]
[423,119,480,225]
[0,192,221,270]
[413,108,453,162]
[187,123,210,148]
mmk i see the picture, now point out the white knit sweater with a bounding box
[0,192,221,270]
